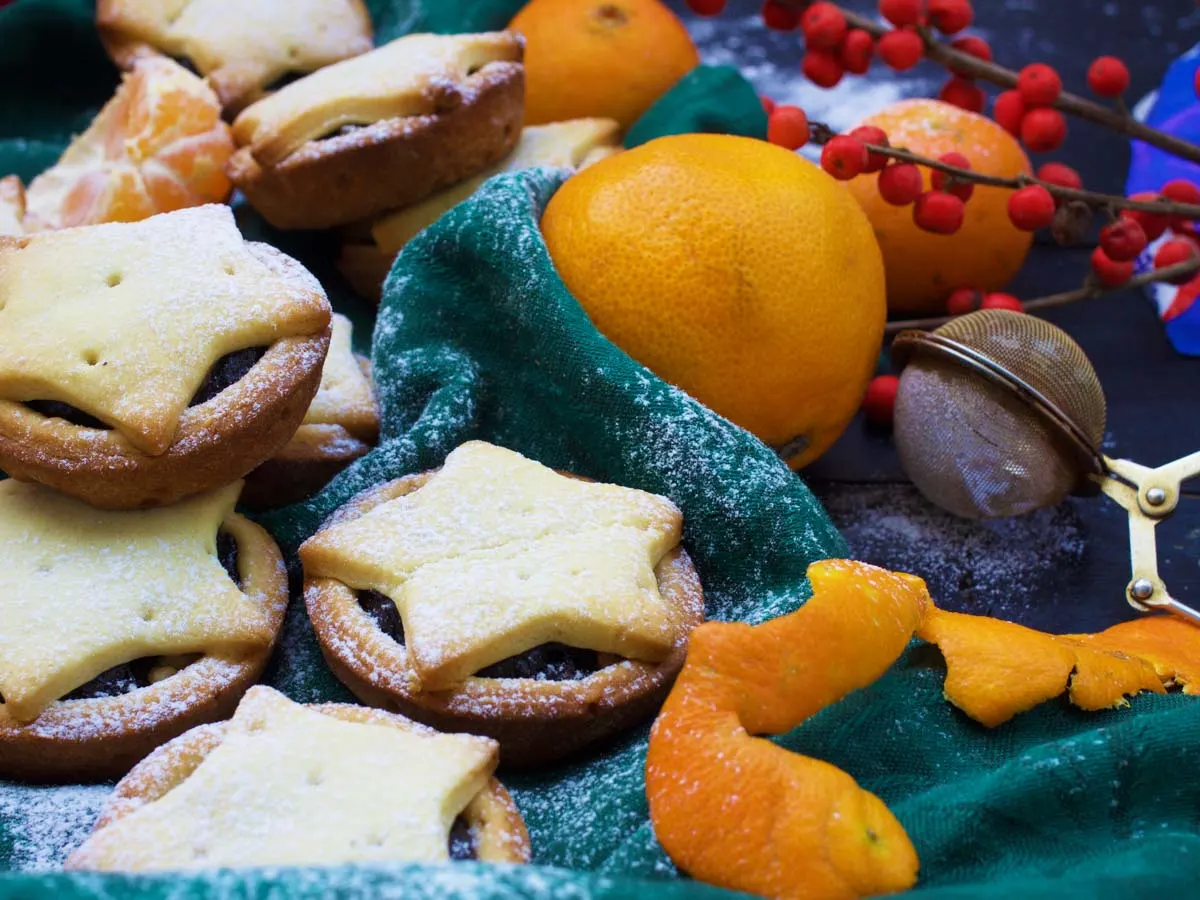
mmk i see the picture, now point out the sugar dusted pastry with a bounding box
[96,0,373,114]
[300,441,705,764]
[227,32,525,231]
[0,175,25,236]
[241,313,380,508]
[337,117,621,301]
[0,204,332,509]
[66,686,530,870]
[0,481,288,782]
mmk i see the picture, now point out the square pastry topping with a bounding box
[66,687,513,871]
[0,480,275,724]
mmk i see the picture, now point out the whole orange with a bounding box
[844,99,1033,315]
[508,0,699,130]
[541,133,886,468]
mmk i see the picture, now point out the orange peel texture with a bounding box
[646,559,928,900]
[1067,615,1200,695]
[24,57,233,231]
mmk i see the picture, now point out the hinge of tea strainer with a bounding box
[1097,451,1200,624]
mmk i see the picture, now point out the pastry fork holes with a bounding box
[105,272,122,288]
[82,350,100,366]
[140,606,157,623]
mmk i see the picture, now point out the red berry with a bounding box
[761,0,800,30]
[981,292,1024,312]
[862,375,899,428]
[1036,161,1083,192]
[938,76,985,113]
[878,28,924,71]
[821,135,869,180]
[1162,178,1200,206]
[802,49,845,88]
[1017,63,1063,107]
[1091,247,1135,287]
[801,2,848,50]
[1007,185,1056,231]
[1020,108,1067,152]
[1155,237,1200,284]
[913,191,966,234]
[1087,56,1130,98]
[877,163,924,206]
[1121,192,1170,242]
[1195,67,1200,101]
[949,36,992,75]
[1099,218,1148,263]
[761,95,776,116]
[848,125,890,173]
[992,90,1026,136]
[931,152,975,202]
[927,0,973,35]
[946,288,983,315]
[768,105,810,151]
[839,29,875,74]
[685,0,726,15]
[878,0,923,27]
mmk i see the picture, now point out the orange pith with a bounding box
[844,99,1034,315]
[509,0,700,129]
[24,57,233,231]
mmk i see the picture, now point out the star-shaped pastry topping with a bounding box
[68,686,497,871]
[232,32,524,166]
[300,313,377,435]
[300,441,685,690]
[0,480,275,723]
[0,205,330,455]
[98,0,373,111]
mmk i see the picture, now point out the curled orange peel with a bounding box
[646,559,927,900]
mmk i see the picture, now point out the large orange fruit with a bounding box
[844,99,1033,315]
[509,0,699,130]
[542,133,886,468]
[24,57,233,231]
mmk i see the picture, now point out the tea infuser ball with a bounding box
[891,310,1200,624]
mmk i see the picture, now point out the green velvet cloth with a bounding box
[4,2,1200,900]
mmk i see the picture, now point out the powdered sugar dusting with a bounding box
[0,782,108,871]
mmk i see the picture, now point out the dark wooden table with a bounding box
[669,0,1200,633]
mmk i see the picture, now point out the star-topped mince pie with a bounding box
[96,0,374,115]
[0,204,332,509]
[300,441,705,765]
[242,313,380,509]
[66,686,530,870]
[227,32,525,231]
[0,480,288,783]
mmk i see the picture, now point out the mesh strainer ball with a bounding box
[891,310,1108,519]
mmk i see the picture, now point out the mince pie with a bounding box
[227,32,525,231]
[66,686,530,870]
[0,480,288,783]
[241,313,379,509]
[339,117,621,302]
[0,204,332,509]
[96,0,374,115]
[299,441,705,765]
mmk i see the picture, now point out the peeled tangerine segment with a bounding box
[918,607,1167,727]
[24,56,233,231]
[646,559,928,900]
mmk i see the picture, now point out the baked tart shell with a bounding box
[226,63,524,231]
[0,244,331,510]
[305,471,706,767]
[65,702,531,868]
[0,513,289,784]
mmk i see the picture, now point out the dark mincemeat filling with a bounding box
[449,815,476,860]
[29,529,241,705]
[24,347,268,429]
[356,590,602,681]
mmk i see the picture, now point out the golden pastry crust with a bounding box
[0,175,25,236]
[226,33,525,230]
[241,356,379,509]
[304,471,706,766]
[0,242,331,510]
[67,701,530,867]
[96,0,374,115]
[0,513,289,784]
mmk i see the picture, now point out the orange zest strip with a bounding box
[646,560,928,900]
[1066,615,1200,695]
